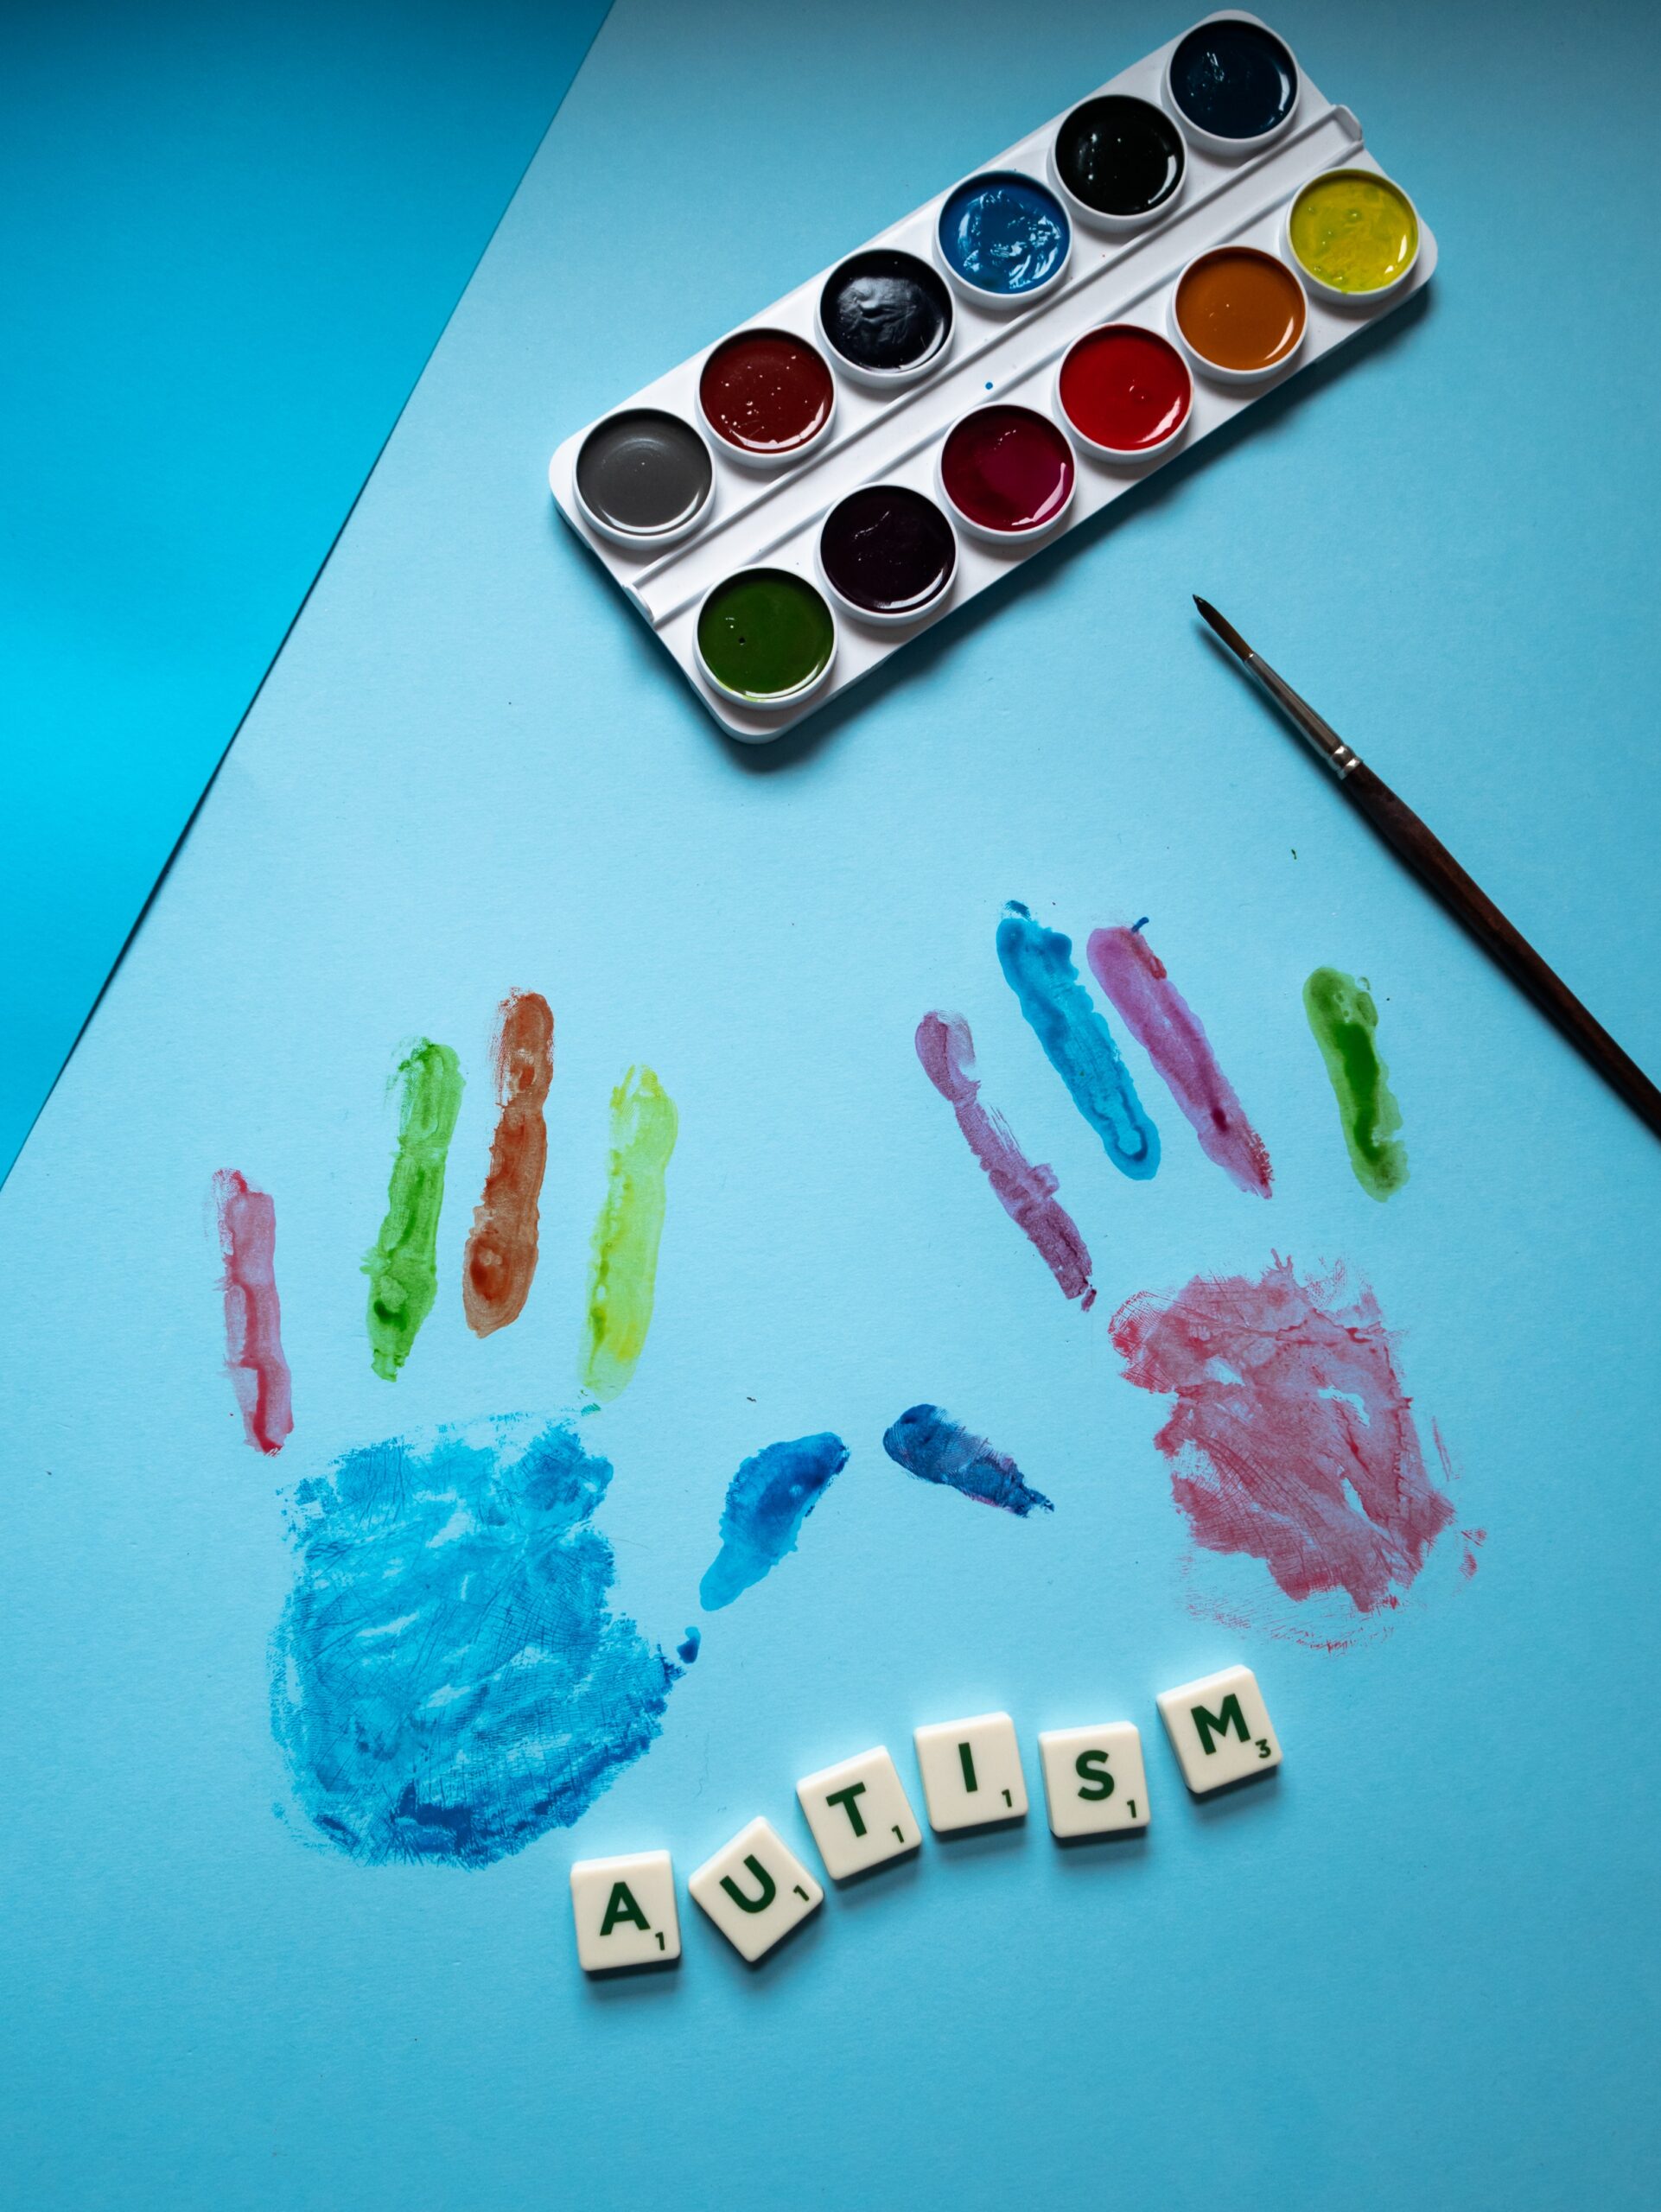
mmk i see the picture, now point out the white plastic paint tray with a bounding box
[548,13,1436,740]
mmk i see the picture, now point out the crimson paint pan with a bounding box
[939,404,1076,542]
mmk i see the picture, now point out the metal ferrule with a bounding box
[1250,655,1362,778]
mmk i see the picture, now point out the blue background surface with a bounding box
[3,2,1660,2207]
[0,0,609,1184]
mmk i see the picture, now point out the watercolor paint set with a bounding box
[571,1667,1282,1970]
[548,12,1435,741]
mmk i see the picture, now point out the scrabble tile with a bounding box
[913,1711,1028,1833]
[1037,1722,1150,1839]
[1157,1665,1282,1794]
[570,1849,680,1973]
[687,1818,824,1962]
[797,1745,921,1879]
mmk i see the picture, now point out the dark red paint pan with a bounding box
[698,328,836,466]
[939,404,1076,539]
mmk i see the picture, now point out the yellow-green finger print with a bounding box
[580,1065,678,1402]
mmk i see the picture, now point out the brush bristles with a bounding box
[1193,595,1254,663]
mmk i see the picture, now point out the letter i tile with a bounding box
[689,1818,824,1961]
[913,1712,1028,1833]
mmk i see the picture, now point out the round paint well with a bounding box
[1058,324,1193,459]
[696,568,837,706]
[1165,16,1299,152]
[939,404,1076,539]
[698,329,836,464]
[1051,95,1185,230]
[1172,245,1307,382]
[935,172,1071,308]
[818,484,958,624]
[1287,168,1420,301]
[818,250,953,385]
[572,408,713,544]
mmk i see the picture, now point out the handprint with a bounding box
[213,975,1064,1868]
[214,988,690,1868]
[916,900,1469,1648]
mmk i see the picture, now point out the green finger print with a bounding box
[364,1038,466,1377]
[1302,967,1407,1200]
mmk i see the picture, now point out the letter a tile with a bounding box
[570,1849,681,1973]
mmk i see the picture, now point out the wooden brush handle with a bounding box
[1346,763,1661,1140]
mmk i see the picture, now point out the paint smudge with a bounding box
[996,901,1159,1179]
[882,1404,1053,1517]
[699,1433,850,1611]
[211,1169,293,1454]
[270,1414,679,1866]
[580,1065,678,1402]
[463,991,554,1337]
[1302,967,1407,1199]
[677,1626,702,1664]
[1111,1256,1453,1618]
[364,1039,465,1379]
[916,1013,1096,1308]
[1087,925,1272,1198]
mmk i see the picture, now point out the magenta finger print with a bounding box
[1087,922,1272,1198]
[1111,1255,1454,1621]
[211,1169,293,1455]
[915,1010,1096,1309]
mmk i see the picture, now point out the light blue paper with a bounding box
[3,2,1660,2206]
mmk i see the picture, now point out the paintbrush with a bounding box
[1193,595,1661,1141]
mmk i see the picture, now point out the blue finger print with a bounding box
[996,900,1161,1179]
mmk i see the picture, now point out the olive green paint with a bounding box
[697,569,834,701]
[363,1038,465,1379]
[1302,966,1408,1200]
